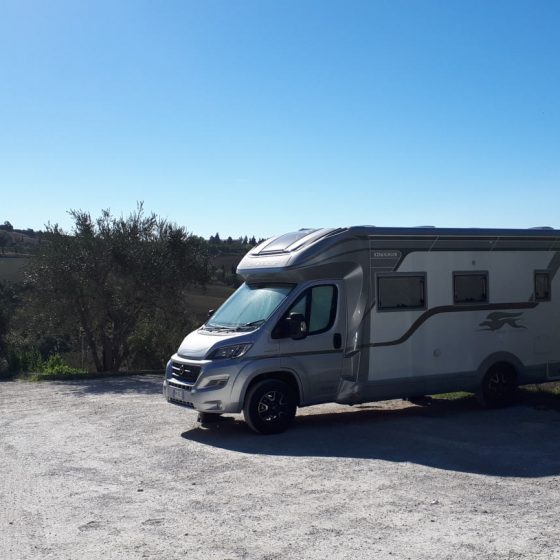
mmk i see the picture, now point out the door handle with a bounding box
[333,333,342,349]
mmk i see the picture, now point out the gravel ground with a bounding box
[1,376,560,560]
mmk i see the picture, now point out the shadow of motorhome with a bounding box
[181,394,560,478]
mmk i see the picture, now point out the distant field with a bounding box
[0,257,28,282]
[187,283,235,322]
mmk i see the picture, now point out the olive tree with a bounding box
[0,281,14,361]
[27,205,209,372]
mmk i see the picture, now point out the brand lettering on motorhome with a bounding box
[372,251,400,258]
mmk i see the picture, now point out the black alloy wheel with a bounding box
[477,364,517,408]
[243,379,297,434]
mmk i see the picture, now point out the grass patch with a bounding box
[522,382,560,395]
[7,353,163,382]
[431,391,473,401]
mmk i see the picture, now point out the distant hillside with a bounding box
[0,226,40,258]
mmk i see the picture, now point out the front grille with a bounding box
[168,380,192,391]
[168,396,194,408]
[171,362,201,384]
[167,380,194,408]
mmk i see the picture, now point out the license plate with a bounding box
[170,386,187,402]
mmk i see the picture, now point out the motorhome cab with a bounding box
[163,226,560,434]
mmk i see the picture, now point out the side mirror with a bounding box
[288,313,308,340]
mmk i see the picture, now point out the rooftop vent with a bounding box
[254,228,344,255]
[257,229,318,254]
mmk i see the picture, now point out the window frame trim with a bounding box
[452,270,489,305]
[272,283,339,338]
[376,272,427,312]
[534,270,551,302]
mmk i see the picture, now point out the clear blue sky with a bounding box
[1,0,559,239]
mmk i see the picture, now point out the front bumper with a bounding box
[162,354,244,414]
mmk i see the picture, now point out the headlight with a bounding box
[197,375,230,389]
[209,343,252,360]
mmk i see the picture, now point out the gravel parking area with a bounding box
[1,376,560,560]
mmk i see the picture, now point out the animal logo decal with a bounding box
[478,312,526,331]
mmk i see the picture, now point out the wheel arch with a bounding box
[476,352,524,383]
[241,370,303,408]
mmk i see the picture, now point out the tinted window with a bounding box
[377,275,425,310]
[454,273,488,304]
[274,285,338,337]
[309,286,336,332]
[535,272,551,301]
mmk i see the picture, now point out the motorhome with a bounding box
[163,226,560,434]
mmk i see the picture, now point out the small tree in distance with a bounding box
[26,204,209,372]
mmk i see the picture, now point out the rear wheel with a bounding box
[243,379,297,434]
[477,364,517,408]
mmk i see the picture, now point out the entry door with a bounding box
[276,282,346,403]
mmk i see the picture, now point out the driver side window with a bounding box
[274,285,338,337]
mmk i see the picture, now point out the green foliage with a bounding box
[0,281,18,362]
[6,346,43,373]
[5,345,85,376]
[26,203,210,372]
[127,308,198,370]
[8,353,87,380]
[207,233,260,255]
[1,209,258,374]
[41,354,84,375]
[0,231,11,254]
[432,391,473,400]
[0,258,28,282]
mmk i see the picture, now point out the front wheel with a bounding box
[477,364,517,408]
[243,379,297,434]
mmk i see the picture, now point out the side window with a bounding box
[308,286,337,332]
[377,274,426,311]
[274,285,338,337]
[535,271,551,301]
[453,272,488,304]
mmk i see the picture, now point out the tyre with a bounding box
[243,379,297,435]
[477,364,517,408]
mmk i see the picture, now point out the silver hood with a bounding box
[177,327,253,360]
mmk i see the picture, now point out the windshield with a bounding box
[205,283,295,331]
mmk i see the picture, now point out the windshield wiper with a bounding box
[203,324,236,332]
[235,319,266,331]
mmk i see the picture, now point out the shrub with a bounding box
[41,354,85,375]
[7,346,43,373]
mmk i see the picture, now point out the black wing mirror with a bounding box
[288,313,308,340]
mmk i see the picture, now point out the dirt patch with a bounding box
[1,376,560,559]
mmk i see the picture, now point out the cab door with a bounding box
[274,282,346,404]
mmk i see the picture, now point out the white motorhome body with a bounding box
[163,226,560,433]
